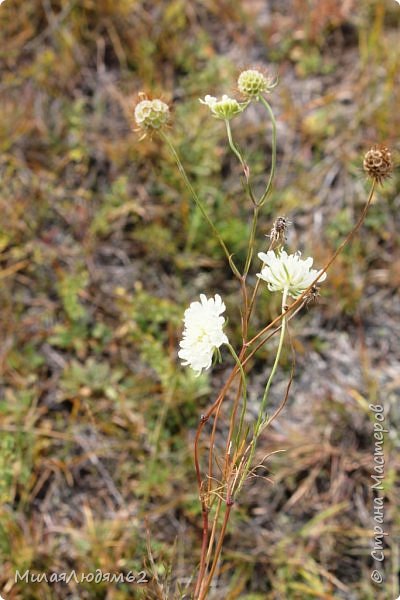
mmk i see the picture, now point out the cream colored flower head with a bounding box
[134,97,169,135]
[178,294,228,376]
[199,94,242,120]
[257,250,327,299]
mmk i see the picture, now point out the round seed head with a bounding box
[269,216,291,245]
[238,69,275,98]
[363,145,393,184]
[134,97,170,134]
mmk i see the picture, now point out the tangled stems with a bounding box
[193,343,248,599]
[226,344,247,444]
[195,101,283,572]
[193,180,377,599]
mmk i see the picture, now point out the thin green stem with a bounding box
[243,205,260,276]
[236,289,287,494]
[256,288,288,428]
[225,119,246,172]
[161,131,241,279]
[246,239,274,325]
[225,119,257,206]
[257,95,277,207]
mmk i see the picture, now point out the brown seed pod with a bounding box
[363,145,393,185]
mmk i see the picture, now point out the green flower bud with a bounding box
[199,95,243,120]
[237,69,276,99]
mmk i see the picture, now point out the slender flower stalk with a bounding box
[243,205,260,276]
[258,95,277,206]
[224,119,247,173]
[225,119,258,211]
[237,289,288,495]
[258,288,288,424]
[160,131,241,278]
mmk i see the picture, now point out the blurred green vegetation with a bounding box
[0,0,399,598]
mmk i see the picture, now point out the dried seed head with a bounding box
[363,145,393,185]
[133,94,170,137]
[268,216,291,245]
[237,68,277,99]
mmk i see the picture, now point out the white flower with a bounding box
[178,294,228,376]
[257,250,327,299]
[199,94,242,120]
[134,98,169,133]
